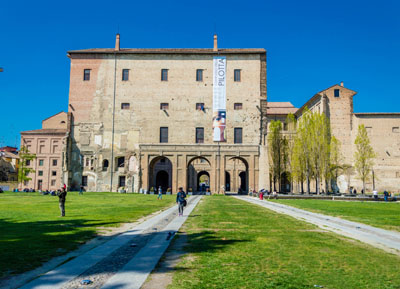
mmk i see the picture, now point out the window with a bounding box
[122,69,129,81]
[160,103,169,110]
[52,159,58,166]
[51,180,56,186]
[26,160,30,166]
[82,176,88,186]
[392,127,399,133]
[160,127,168,143]
[121,103,130,110]
[119,176,126,187]
[283,123,288,131]
[39,159,44,166]
[234,103,243,110]
[38,171,43,176]
[234,128,243,144]
[52,145,58,154]
[334,89,340,97]
[196,69,203,82]
[103,159,109,171]
[365,126,372,134]
[52,171,57,176]
[85,158,90,167]
[161,69,168,81]
[196,103,205,111]
[117,157,125,168]
[84,69,91,81]
[39,145,45,154]
[196,128,204,144]
[234,69,241,82]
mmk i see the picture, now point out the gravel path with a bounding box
[235,196,400,255]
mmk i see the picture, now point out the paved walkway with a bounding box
[20,196,202,289]
[235,196,400,254]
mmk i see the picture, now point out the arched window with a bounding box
[103,159,109,171]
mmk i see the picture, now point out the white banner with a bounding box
[212,56,226,142]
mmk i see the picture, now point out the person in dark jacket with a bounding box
[176,187,187,216]
[384,190,389,202]
[57,188,67,217]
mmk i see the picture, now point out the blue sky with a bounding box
[1,0,399,147]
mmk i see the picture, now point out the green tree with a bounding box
[329,136,342,192]
[18,146,36,186]
[285,113,297,192]
[267,120,286,191]
[354,124,376,193]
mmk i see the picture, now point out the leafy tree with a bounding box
[354,124,376,193]
[18,146,36,186]
[284,114,297,192]
[267,120,286,191]
[329,136,342,192]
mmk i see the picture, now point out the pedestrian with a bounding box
[63,183,67,190]
[373,190,378,200]
[79,185,84,195]
[57,187,67,217]
[353,188,357,195]
[157,186,163,200]
[384,190,389,202]
[176,187,187,216]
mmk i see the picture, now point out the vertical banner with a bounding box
[213,56,227,142]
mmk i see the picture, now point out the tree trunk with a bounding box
[301,181,304,194]
[316,176,319,195]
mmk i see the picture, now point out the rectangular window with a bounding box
[86,158,90,167]
[196,103,205,111]
[160,103,169,110]
[283,123,288,131]
[122,69,129,81]
[84,69,91,81]
[160,127,168,143]
[39,159,44,166]
[38,171,43,176]
[234,69,241,82]
[196,127,204,144]
[52,159,58,166]
[234,128,243,144]
[121,103,130,110]
[82,176,88,186]
[52,145,58,154]
[392,127,399,133]
[119,176,126,187]
[161,69,168,81]
[39,145,45,154]
[234,103,243,110]
[334,89,340,97]
[51,180,56,186]
[52,171,57,176]
[196,69,203,82]
[26,160,30,166]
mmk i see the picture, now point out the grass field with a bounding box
[169,196,400,289]
[0,192,175,279]
[270,199,400,232]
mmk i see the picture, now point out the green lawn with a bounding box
[0,192,175,279]
[169,196,400,289]
[270,199,400,232]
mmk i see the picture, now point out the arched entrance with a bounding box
[149,156,172,192]
[226,157,249,194]
[187,156,211,193]
[225,171,231,192]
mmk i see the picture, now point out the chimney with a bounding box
[213,34,218,52]
[115,33,120,51]
[340,81,344,87]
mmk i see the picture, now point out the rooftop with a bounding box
[21,129,68,135]
[266,102,298,115]
[67,48,266,55]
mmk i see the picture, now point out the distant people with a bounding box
[384,190,389,202]
[176,187,187,216]
[79,185,84,195]
[353,188,357,195]
[158,186,163,200]
[361,189,364,195]
[373,190,378,200]
[57,188,67,217]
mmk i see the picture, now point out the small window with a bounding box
[160,127,168,143]
[38,171,43,176]
[26,160,30,166]
[234,103,243,110]
[196,103,205,111]
[196,69,203,82]
[334,89,340,97]
[52,171,57,176]
[82,176,88,186]
[119,176,126,187]
[160,103,169,110]
[365,126,372,135]
[60,121,66,124]
[85,158,90,167]
[39,159,44,166]
[234,69,241,82]
[392,127,399,133]
[84,69,91,81]
[51,180,56,186]
[121,103,130,110]
[52,159,57,166]
[103,159,109,171]
[283,123,288,131]
[117,157,125,168]
[122,69,129,81]
[161,69,168,81]
[234,128,243,144]
[196,128,204,144]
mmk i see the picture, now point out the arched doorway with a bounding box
[239,171,246,192]
[197,171,210,192]
[225,171,231,192]
[226,157,249,194]
[149,156,172,192]
[187,156,211,193]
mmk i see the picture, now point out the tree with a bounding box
[329,136,342,192]
[354,124,376,193]
[285,113,297,192]
[267,120,286,191]
[18,146,36,187]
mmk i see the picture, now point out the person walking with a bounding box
[176,187,187,216]
[57,187,67,217]
[384,190,389,202]
[79,185,84,195]
[157,186,163,200]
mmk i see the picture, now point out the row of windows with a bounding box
[83,68,242,82]
[38,170,57,177]
[121,102,243,111]
[159,127,243,144]
[26,159,58,166]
